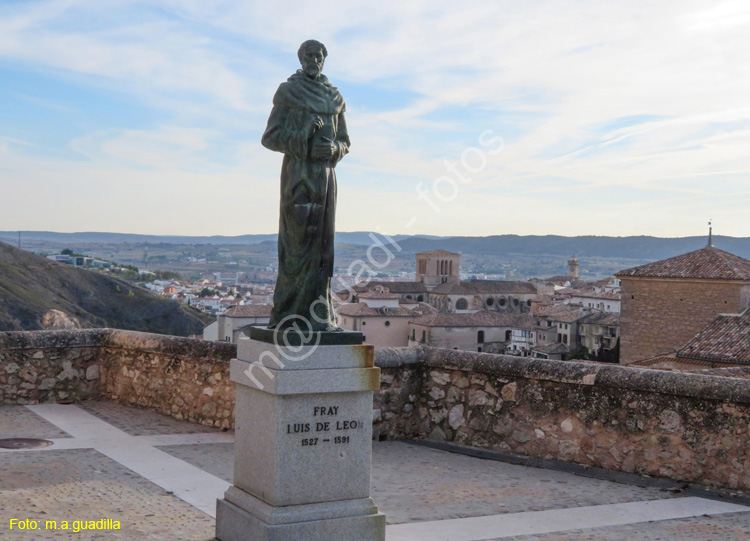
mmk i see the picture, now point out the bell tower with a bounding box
[568,255,579,278]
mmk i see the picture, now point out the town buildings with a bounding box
[578,311,621,360]
[408,312,535,352]
[340,249,540,316]
[336,249,621,356]
[337,286,435,347]
[616,238,750,365]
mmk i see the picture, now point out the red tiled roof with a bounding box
[358,287,400,299]
[631,354,681,367]
[336,304,421,317]
[573,291,620,301]
[532,342,569,354]
[431,280,538,295]
[410,311,535,328]
[616,246,750,281]
[538,306,588,323]
[580,312,621,326]
[629,355,727,369]
[691,366,750,379]
[224,305,273,318]
[344,281,429,294]
[676,310,750,364]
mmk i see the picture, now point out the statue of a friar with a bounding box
[261,40,349,332]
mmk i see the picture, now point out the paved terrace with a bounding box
[2,401,750,540]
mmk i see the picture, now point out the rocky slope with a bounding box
[0,242,210,335]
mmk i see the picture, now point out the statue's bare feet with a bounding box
[325,325,344,332]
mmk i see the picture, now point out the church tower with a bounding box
[568,255,579,278]
[416,249,461,288]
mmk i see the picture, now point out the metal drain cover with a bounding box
[0,438,54,450]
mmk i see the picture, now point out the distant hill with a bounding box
[393,234,750,260]
[0,242,211,335]
[0,230,422,246]
[2,230,748,264]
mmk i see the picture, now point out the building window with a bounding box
[513,298,519,307]
[417,295,424,302]
[411,329,415,340]
[362,321,366,325]
[456,298,468,310]
[422,330,426,342]
[478,330,485,343]
[384,320,391,327]
[486,297,494,306]
[499,297,506,306]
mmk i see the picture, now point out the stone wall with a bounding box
[0,329,236,429]
[0,330,106,405]
[99,330,236,429]
[372,347,424,441]
[620,276,748,364]
[404,348,750,490]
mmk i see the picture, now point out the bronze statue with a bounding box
[262,40,349,332]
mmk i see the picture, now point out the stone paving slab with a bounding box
[0,448,215,540]
[77,400,221,436]
[0,406,71,440]
[510,510,750,540]
[373,442,681,525]
[157,442,234,484]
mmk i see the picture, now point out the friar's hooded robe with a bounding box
[261,70,349,331]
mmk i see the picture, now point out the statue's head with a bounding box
[298,39,328,79]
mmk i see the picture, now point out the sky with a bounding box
[1,0,749,238]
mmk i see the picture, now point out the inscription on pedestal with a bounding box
[286,404,365,448]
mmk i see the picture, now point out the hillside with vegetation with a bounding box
[0,242,211,335]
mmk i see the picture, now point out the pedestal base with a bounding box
[216,487,385,541]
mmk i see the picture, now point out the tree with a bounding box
[199,287,216,298]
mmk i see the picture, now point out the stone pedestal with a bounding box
[215,332,386,541]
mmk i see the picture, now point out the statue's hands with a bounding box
[308,115,324,136]
[312,138,337,160]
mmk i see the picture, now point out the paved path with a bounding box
[2,402,750,540]
[26,404,232,517]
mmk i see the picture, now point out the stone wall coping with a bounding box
[0,328,236,363]
[374,347,423,368]
[102,329,236,362]
[0,329,107,350]
[421,347,750,404]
